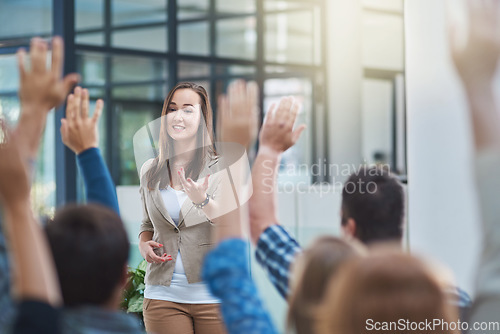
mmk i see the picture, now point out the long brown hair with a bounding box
[146,82,216,190]
[287,237,365,334]
[316,251,460,334]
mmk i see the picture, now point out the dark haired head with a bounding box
[146,82,216,190]
[341,166,404,244]
[45,204,129,307]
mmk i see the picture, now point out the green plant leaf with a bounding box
[128,295,144,313]
[138,260,147,271]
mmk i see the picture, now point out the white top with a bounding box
[144,186,220,304]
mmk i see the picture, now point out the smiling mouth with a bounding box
[172,125,185,131]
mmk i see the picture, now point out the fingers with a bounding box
[81,89,90,119]
[30,38,48,74]
[178,167,189,189]
[93,99,104,123]
[275,97,294,125]
[16,48,26,80]
[65,94,76,120]
[51,36,63,79]
[73,87,82,120]
[62,73,80,98]
[60,118,68,143]
[264,102,277,123]
[292,124,307,144]
[203,174,210,188]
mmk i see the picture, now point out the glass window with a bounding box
[76,0,104,31]
[264,78,312,184]
[77,52,106,86]
[112,84,166,101]
[178,61,211,79]
[216,17,256,60]
[116,103,159,185]
[215,64,256,76]
[0,0,52,39]
[111,56,167,82]
[178,0,209,20]
[178,22,210,56]
[265,8,321,65]
[76,32,105,46]
[112,26,168,52]
[0,54,19,93]
[264,0,307,12]
[112,0,167,26]
[0,96,20,127]
[216,0,256,14]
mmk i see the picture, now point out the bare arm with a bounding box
[0,131,60,306]
[248,98,305,244]
[15,37,79,161]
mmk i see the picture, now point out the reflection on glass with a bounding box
[178,0,209,20]
[216,0,255,14]
[112,84,166,101]
[0,54,19,92]
[216,17,256,60]
[76,0,104,31]
[178,22,210,56]
[0,0,52,38]
[178,61,210,79]
[112,56,166,82]
[112,26,167,52]
[117,103,158,185]
[265,9,320,65]
[76,32,105,46]
[264,78,312,184]
[215,64,255,76]
[77,52,106,86]
[112,0,167,26]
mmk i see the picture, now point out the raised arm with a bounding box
[450,0,500,325]
[0,127,62,334]
[249,97,305,244]
[15,37,79,162]
[202,80,277,334]
[60,86,120,214]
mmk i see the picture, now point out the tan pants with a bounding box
[143,298,227,334]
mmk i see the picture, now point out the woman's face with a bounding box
[166,88,202,143]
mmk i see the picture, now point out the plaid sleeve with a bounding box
[255,225,302,299]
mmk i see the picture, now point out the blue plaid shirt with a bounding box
[255,224,472,315]
[255,225,301,299]
[203,239,277,334]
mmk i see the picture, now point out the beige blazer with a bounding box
[138,157,222,286]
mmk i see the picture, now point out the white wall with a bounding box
[405,0,481,295]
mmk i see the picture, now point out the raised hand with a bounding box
[217,80,259,149]
[60,87,103,154]
[178,167,210,205]
[450,0,500,88]
[259,97,306,154]
[138,240,172,264]
[18,37,79,112]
